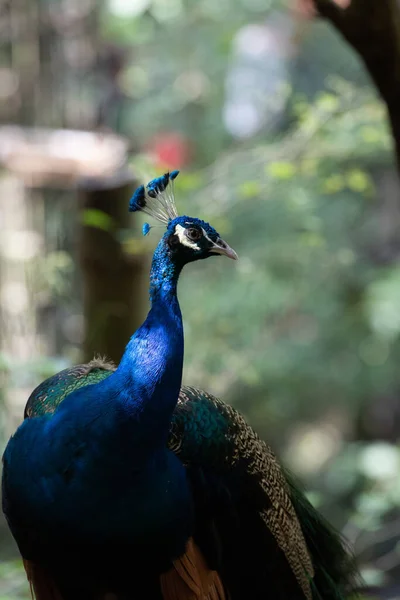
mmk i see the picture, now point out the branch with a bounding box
[313,0,400,174]
[314,0,348,29]
[0,126,129,188]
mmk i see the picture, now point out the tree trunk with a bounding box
[315,0,400,175]
[79,171,148,365]
[0,175,42,437]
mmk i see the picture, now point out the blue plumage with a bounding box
[4,214,195,562]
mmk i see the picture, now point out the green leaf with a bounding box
[82,209,115,232]
[360,126,383,144]
[315,92,340,113]
[346,169,373,193]
[176,172,203,192]
[322,174,345,194]
[238,180,262,199]
[299,232,325,247]
[267,161,297,180]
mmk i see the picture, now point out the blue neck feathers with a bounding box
[106,235,184,446]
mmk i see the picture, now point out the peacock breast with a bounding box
[3,412,194,568]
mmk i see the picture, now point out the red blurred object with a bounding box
[293,0,316,17]
[148,132,192,170]
[293,0,351,18]
[333,0,350,7]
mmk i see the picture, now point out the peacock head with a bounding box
[129,171,237,265]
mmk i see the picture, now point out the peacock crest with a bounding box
[129,171,180,227]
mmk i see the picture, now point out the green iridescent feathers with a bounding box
[24,359,114,419]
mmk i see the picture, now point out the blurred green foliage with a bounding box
[1,0,400,595]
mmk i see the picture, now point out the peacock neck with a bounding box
[148,238,182,304]
[112,238,184,447]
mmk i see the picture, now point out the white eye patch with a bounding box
[175,225,200,250]
[174,224,215,251]
[174,224,200,250]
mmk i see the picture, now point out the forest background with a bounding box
[0,0,400,597]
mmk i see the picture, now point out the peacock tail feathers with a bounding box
[171,387,314,600]
[172,386,358,599]
[284,470,360,600]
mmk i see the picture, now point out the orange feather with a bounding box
[160,538,226,600]
[23,539,225,600]
[23,560,64,600]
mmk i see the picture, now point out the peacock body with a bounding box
[2,172,358,600]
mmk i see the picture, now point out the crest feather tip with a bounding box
[128,169,179,224]
[142,222,152,236]
[129,185,146,212]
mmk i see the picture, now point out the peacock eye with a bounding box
[186,227,202,241]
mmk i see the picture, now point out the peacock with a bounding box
[2,171,359,600]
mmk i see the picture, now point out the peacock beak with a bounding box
[209,238,238,260]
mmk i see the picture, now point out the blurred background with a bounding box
[0,0,400,597]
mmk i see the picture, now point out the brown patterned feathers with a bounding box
[170,387,358,600]
[171,387,314,600]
